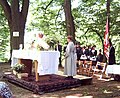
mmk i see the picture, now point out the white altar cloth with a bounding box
[105,65,120,75]
[11,50,60,75]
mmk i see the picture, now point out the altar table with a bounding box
[11,50,60,81]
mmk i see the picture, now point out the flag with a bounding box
[104,17,109,60]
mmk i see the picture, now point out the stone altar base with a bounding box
[4,74,92,94]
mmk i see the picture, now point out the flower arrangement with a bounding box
[12,63,25,73]
[45,36,57,50]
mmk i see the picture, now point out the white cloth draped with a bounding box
[37,51,60,75]
[11,50,60,75]
[105,65,120,75]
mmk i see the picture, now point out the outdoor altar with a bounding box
[4,31,92,94]
[11,50,60,81]
[10,31,60,81]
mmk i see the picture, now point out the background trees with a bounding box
[63,0,75,41]
[0,0,120,62]
[0,7,9,62]
[0,0,29,53]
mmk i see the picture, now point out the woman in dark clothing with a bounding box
[96,49,103,62]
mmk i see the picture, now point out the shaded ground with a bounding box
[0,63,120,98]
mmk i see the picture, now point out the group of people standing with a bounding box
[75,43,97,62]
[56,35,116,79]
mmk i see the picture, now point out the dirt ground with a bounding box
[0,63,120,98]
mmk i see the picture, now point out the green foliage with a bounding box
[0,6,10,62]
[27,0,66,45]
[45,35,58,49]
[0,0,120,62]
[26,0,120,61]
[72,0,120,61]
[12,63,25,73]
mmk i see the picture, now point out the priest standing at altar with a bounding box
[30,32,49,50]
[37,33,49,50]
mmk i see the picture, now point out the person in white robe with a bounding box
[30,32,49,50]
[37,33,49,50]
[64,35,77,79]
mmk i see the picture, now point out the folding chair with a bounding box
[77,60,93,76]
[92,62,107,79]
[77,60,84,74]
[83,60,93,76]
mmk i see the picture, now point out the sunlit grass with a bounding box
[117,86,120,89]
[117,86,120,91]
[103,90,113,94]
[65,95,93,98]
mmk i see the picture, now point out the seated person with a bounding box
[0,82,13,98]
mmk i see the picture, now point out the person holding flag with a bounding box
[104,17,116,65]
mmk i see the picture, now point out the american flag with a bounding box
[104,17,109,60]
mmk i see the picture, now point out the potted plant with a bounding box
[12,63,25,73]
[12,63,28,79]
[12,63,25,76]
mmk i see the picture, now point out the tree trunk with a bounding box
[63,0,75,42]
[0,0,29,60]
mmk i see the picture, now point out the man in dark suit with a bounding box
[75,42,82,67]
[109,39,116,65]
[55,41,62,67]
[76,42,82,61]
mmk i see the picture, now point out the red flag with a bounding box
[104,18,109,60]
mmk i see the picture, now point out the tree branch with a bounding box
[84,28,89,35]
[21,0,29,23]
[45,0,54,10]
[55,5,63,28]
[83,28,89,43]
[91,28,103,44]
[0,0,11,23]
[11,0,19,16]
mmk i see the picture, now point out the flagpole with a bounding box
[107,0,110,35]
[104,17,109,61]
[105,0,110,64]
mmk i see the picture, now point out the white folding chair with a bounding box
[92,62,107,79]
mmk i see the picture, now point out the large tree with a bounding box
[63,0,75,42]
[0,0,29,52]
